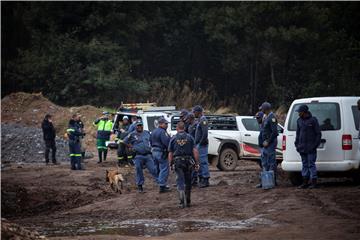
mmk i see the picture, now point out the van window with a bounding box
[171,115,238,131]
[241,119,260,131]
[146,116,160,132]
[351,106,360,131]
[288,103,341,131]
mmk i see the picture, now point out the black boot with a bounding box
[137,185,144,193]
[191,176,198,186]
[199,177,209,188]
[185,189,191,207]
[97,150,102,163]
[103,149,108,161]
[298,177,310,189]
[178,190,186,208]
[159,185,171,193]
[308,178,318,189]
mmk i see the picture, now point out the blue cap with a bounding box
[255,111,264,119]
[135,120,143,126]
[296,104,309,113]
[259,102,271,111]
[192,105,203,113]
[158,117,169,124]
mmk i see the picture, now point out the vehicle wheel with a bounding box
[288,172,302,186]
[218,148,237,171]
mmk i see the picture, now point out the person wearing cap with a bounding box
[67,114,85,170]
[124,120,158,193]
[295,104,321,189]
[151,117,171,193]
[41,114,57,165]
[93,111,113,163]
[180,109,190,132]
[127,115,138,133]
[116,116,133,166]
[193,105,210,188]
[168,121,200,208]
[260,102,279,186]
[255,111,265,188]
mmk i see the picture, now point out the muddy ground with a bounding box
[2,156,360,240]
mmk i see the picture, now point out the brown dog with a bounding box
[106,169,124,194]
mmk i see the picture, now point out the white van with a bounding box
[281,97,360,185]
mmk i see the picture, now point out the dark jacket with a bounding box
[261,112,278,145]
[67,120,84,142]
[195,115,208,145]
[42,119,56,140]
[295,112,322,154]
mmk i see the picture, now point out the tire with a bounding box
[288,172,302,186]
[218,148,238,171]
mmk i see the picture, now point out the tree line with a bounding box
[2,1,360,113]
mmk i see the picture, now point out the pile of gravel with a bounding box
[1,123,69,164]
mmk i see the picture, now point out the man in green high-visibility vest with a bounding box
[93,111,113,163]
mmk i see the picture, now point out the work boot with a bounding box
[178,190,186,208]
[159,185,171,193]
[298,177,310,189]
[191,176,198,186]
[137,185,144,193]
[308,178,318,189]
[185,189,191,207]
[199,177,210,188]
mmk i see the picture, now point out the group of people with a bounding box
[255,101,322,189]
[115,105,210,208]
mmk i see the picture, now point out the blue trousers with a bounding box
[197,144,210,178]
[152,150,169,187]
[134,154,158,186]
[262,140,277,173]
[300,153,317,179]
[69,140,81,170]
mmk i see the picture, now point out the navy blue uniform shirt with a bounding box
[261,112,278,144]
[295,112,322,154]
[124,130,152,155]
[195,115,208,145]
[168,132,195,157]
[151,127,170,150]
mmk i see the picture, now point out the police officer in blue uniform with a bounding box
[124,120,158,193]
[151,117,171,193]
[260,102,279,185]
[180,109,190,132]
[255,111,265,188]
[193,105,210,188]
[295,104,321,189]
[185,113,199,186]
[67,114,85,170]
[168,121,199,208]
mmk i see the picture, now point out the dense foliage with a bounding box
[2,2,360,113]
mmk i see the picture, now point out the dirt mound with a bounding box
[1,92,104,152]
[1,218,47,240]
[1,123,69,164]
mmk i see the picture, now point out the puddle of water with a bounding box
[34,216,274,237]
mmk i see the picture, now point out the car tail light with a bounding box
[342,135,352,150]
[282,135,286,151]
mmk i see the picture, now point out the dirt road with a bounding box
[2,158,360,240]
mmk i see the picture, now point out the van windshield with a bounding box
[288,102,341,131]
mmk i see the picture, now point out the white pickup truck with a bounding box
[111,110,283,171]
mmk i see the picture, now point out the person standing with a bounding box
[151,117,171,193]
[116,116,133,166]
[124,120,158,193]
[185,113,199,186]
[260,102,279,186]
[295,104,322,189]
[67,114,85,170]
[77,115,86,159]
[93,112,113,163]
[168,121,199,208]
[193,105,210,188]
[255,111,264,188]
[41,114,57,165]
